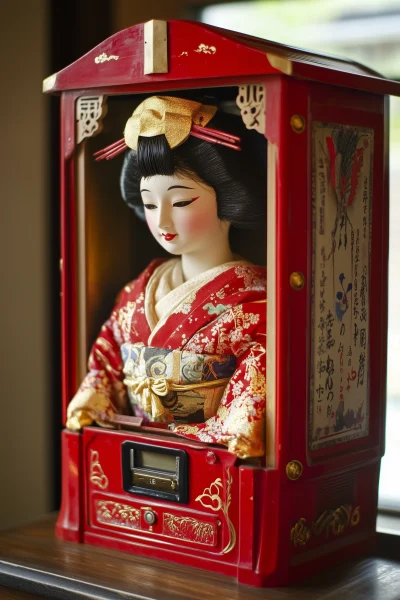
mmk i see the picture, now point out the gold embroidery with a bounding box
[163,513,215,545]
[174,289,197,314]
[96,337,114,352]
[117,301,137,340]
[195,468,236,554]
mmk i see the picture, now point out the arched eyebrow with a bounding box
[168,185,194,190]
[140,189,151,193]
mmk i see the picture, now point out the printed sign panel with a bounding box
[310,123,373,450]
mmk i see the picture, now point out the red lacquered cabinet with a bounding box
[44,19,400,586]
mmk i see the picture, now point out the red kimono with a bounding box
[67,258,266,458]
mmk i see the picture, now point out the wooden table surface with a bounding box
[0,514,399,600]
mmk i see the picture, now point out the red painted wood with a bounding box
[56,430,83,542]
[44,21,400,98]
[60,93,78,423]
[50,19,393,588]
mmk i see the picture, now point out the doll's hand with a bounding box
[66,390,117,431]
[66,409,93,431]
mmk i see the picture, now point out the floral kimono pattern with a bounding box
[67,259,266,458]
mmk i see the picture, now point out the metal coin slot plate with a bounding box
[122,441,188,503]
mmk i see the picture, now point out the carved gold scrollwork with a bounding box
[163,513,215,545]
[290,517,311,547]
[94,52,119,64]
[195,468,236,554]
[291,505,361,547]
[76,95,107,144]
[95,500,140,530]
[236,85,265,134]
[89,449,109,489]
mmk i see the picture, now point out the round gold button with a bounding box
[286,460,303,481]
[290,114,306,133]
[289,272,305,290]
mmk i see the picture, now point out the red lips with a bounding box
[162,233,178,241]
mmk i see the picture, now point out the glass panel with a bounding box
[137,450,177,472]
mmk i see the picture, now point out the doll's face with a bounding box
[140,173,229,256]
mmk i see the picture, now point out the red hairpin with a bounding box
[93,124,241,161]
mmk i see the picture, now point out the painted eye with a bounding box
[143,203,157,210]
[173,200,194,208]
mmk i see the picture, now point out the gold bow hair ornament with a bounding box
[124,96,216,151]
[94,96,241,161]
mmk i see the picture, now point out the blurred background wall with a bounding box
[0,0,52,530]
[1,0,399,529]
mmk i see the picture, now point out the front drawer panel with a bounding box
[91,492,219,548]
[83,428,239,557]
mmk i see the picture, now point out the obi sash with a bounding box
[121,343,236,424]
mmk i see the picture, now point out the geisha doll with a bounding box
[66,95,267,458]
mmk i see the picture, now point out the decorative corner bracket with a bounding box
[42,72,58,93]
[76,95,108,144]
[144,20,168,75]
[266,52,292,76]
[236,85,266,134]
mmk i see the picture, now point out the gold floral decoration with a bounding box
[291,518,311,547]
[163,513,215,545]
[195,468,236,554]
[95,500,140,530]
[89,450,109,490]
[291,504,361,547]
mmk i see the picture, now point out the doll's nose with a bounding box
[158,205,173,230]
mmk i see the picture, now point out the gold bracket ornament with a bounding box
[195,468,236,554]
[89,450,109,490]
[144,20,168,75]
[291,505,361,547]
[236,84,266,134]
[76,95,107,144]
[286,460,303,480]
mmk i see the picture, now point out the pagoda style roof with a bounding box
[43,19,400,96]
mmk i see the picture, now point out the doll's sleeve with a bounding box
[66,308,127,431]
[174,302,267,458]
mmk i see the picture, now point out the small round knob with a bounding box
[144,510,157,525]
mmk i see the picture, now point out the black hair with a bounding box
[120,111,266,229]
